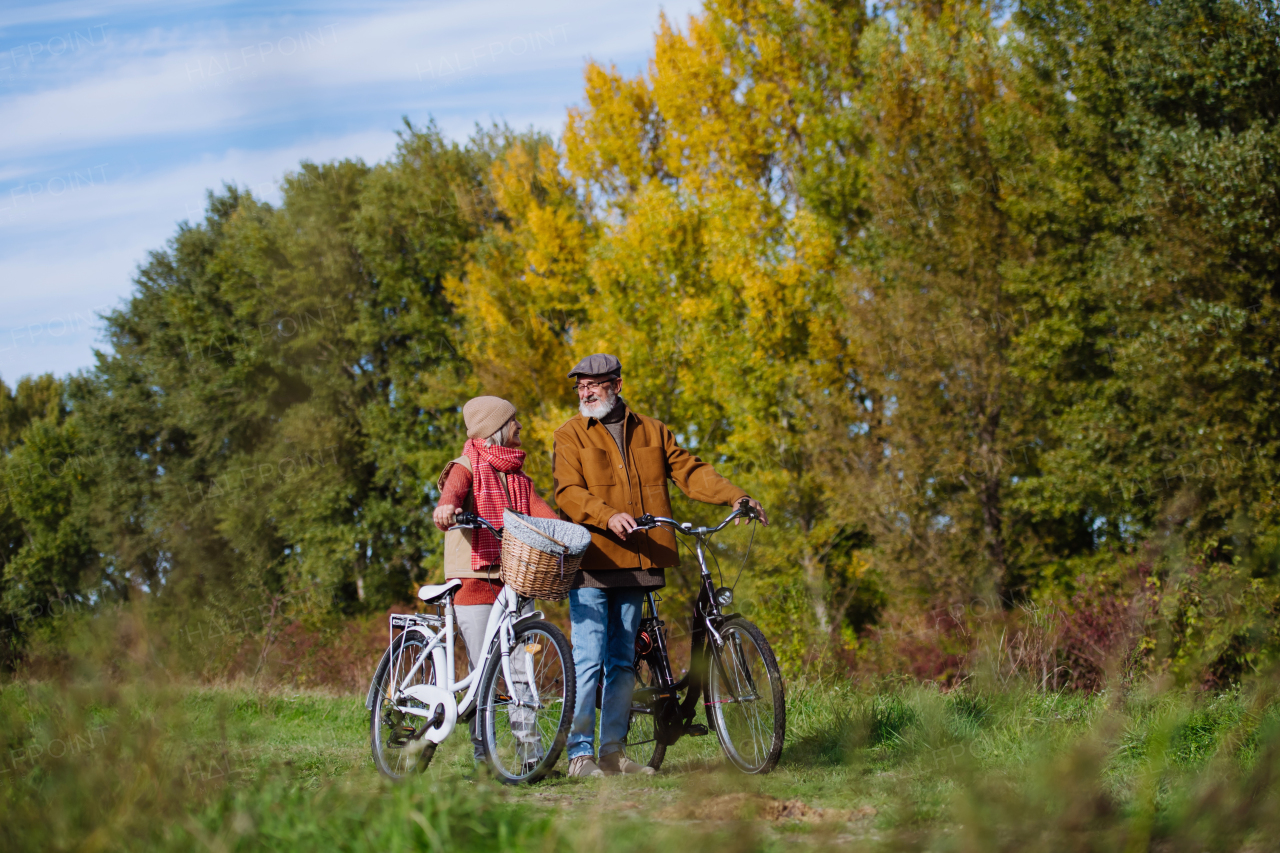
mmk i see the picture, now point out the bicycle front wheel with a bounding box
[478,620,574,783]
[706,617,785,774]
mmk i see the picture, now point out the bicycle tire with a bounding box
[369,632,439,780]
[477,619,574,784]
[705,617,785,774]
[626,656,667,771]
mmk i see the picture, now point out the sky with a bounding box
[0,0,700,384]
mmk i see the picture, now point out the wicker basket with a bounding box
[499,511,590,600]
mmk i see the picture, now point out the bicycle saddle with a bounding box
[416,578,462,603]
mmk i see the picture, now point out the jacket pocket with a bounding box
[581,447,616,486]
[633,446,667,485]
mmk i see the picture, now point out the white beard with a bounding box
[579,389,618,420]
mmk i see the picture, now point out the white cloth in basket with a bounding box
[501,510,592,557]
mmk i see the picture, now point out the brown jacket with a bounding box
[552,405,748,572]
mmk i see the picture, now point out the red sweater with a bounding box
[436,464,557,605]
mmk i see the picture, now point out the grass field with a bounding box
[5,637,1280,853]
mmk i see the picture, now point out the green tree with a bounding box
[833,0,1033,604]
[1004,0,1280,584]
[0,375,99,667]
[68,124,484,633]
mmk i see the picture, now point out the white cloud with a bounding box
[0,129,400,381]
[0,0,703,380]
[1,128,399,241]
[0,1,673,162]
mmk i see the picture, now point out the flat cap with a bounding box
[567,353,622,379]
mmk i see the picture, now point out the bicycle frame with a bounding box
[388,586,536,716]
[632,506,762,742]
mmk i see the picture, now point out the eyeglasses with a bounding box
[573,379,616,394]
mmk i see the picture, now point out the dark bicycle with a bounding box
[623,501,785,774]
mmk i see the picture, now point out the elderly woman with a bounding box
[432,395,557,762]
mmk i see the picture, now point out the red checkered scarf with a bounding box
[463,438,533,569]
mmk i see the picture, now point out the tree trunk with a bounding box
[800,545,830,636]
[355,542,366,603]
[977,403,1008,596]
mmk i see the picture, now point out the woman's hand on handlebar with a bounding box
[432,503,458,531]
[735,497,768,526]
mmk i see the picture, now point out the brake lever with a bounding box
[450,512,501,537]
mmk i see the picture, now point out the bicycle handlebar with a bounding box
[450,501,758,539]
[450,511,502,537]
[632,500,759,536]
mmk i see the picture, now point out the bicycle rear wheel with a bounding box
[478,620,574,783]
[369,633,438,780]
[706,617,785,774]
[626,656,667,771]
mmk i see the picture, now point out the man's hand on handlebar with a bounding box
[735,497,769,526]
[432,503,458,531]
[608,512,639,539]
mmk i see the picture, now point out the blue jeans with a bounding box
[567,587,645,760]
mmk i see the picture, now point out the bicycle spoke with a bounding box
[734,660,766,759]
[739,649,771,761]
[745,697,768,761]
[483,625,572,781]
[708,621,781,773]
[722,643,756,760]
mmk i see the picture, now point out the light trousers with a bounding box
[455,599,541,763]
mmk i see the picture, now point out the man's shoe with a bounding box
[599,752,656,776]
[568,755,604,778]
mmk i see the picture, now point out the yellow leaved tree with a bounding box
[443,130,597,488]
[452,1,875,668]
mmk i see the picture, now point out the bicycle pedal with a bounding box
[388,727,416,747]
[686,724,709,736]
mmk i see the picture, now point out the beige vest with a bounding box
[438,455,512,581]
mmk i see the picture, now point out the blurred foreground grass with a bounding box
[4,616,1280,852]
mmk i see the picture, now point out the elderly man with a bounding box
[552,353,767,777]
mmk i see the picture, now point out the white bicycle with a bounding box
[364,514,575,783]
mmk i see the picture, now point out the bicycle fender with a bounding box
[365,626,435,711]
[512,610,545,634]
[365,647,391,710]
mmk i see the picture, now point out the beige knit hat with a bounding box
[463,396,517,440]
